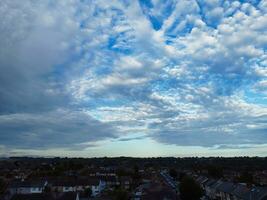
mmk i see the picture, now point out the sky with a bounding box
[0,0,267,157]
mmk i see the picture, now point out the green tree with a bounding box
[0,178,6,194]
[133,165,139,174]
[131,165,141,188]
[84,187,92,197]
[112,188,129,200]
[169,168,178,180]
[180,176,203,200]
[208,165,223,178]
[43,185,51,193]
[178,172,186,181]
[238,171,254,184]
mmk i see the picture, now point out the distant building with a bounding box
[8,180,47,195]
[10,193,54,200]
[195,175,267,200]
[50,177,105,196]
[119,176,132,190]
[9,192,88,200]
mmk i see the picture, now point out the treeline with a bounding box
[2,156,267,172]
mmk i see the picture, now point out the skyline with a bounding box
[0,0,267,157]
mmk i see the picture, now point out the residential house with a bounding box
[57,192,84,200]
[231,184,267,200]
[10,192,90,200]
[99,175,119,188]
[119,176,132,190]
[196,176,209,189]
[51,177,105,196]
[207,180,223,199]
[216,182,235,200]
[204,179,217,198]
[142,182,177,200]
[89,169,116,177]
[201,177,267,200]
[254,171,267,186]
[10,193,54,200]
[8,180,47,195]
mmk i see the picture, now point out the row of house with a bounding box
[6,175,132,198]
[9,192,91,200]
[8,177,107,198]
[8,180,48,195]
[196,176,267,200]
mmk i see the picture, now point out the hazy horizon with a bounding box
[1,0,267,157]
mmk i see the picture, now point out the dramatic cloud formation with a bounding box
[0,0,267,156]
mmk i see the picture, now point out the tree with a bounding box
[169,168,178,180]
[116,168,129,177]
[238,171,254,184]
[131,165,141,188]
[208,165,223,178]
[84,187,92,197]
[178,172,186,181]
[179,176,203,200]
[0,178,6,194]
[43,185,51,193]
[112,188,129,200]
[133,165,139,174]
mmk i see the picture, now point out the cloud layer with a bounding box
[0,0,267,156]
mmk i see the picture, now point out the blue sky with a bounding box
[0,0,267,157]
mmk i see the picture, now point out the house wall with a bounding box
[52,183,103,196]
[205,186,212,198]
[208,188,218,199]
[219,191,232,200]
[52,186,63,192]
[92,185,99,196]
[99,180,106,191]
[9,186,43,195]
[76,185,86,191]
[232,196,242,200]
[30,187,43,193]
[10,187,31,194]
[63,186,75,192]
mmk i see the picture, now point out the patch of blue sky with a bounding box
[208,74,244,96]
[139,0,175,31]
[195,0,224,28]
[244,90,267,106]
[109,9,126,29]
[83,98,130,109]
[148,15,162,30]
[151,77,182,92]
[94,65,113,76]
[107,35,133,54]
[139,0,153,9]
[165,39,174,45]
[165,17,196,37]
[110,7,124,17]
[239,0,261,6]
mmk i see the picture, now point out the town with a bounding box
[0,157,267,200]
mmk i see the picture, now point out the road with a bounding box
[160,171,178,190]
[160,171,180,200]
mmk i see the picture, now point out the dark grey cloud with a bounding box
[0,0,79,114]
[153,127,267,147]
[0,109,117,149]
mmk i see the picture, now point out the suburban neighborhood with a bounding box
[0,157,267,200]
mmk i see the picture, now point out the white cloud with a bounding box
[1,0,267,154]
